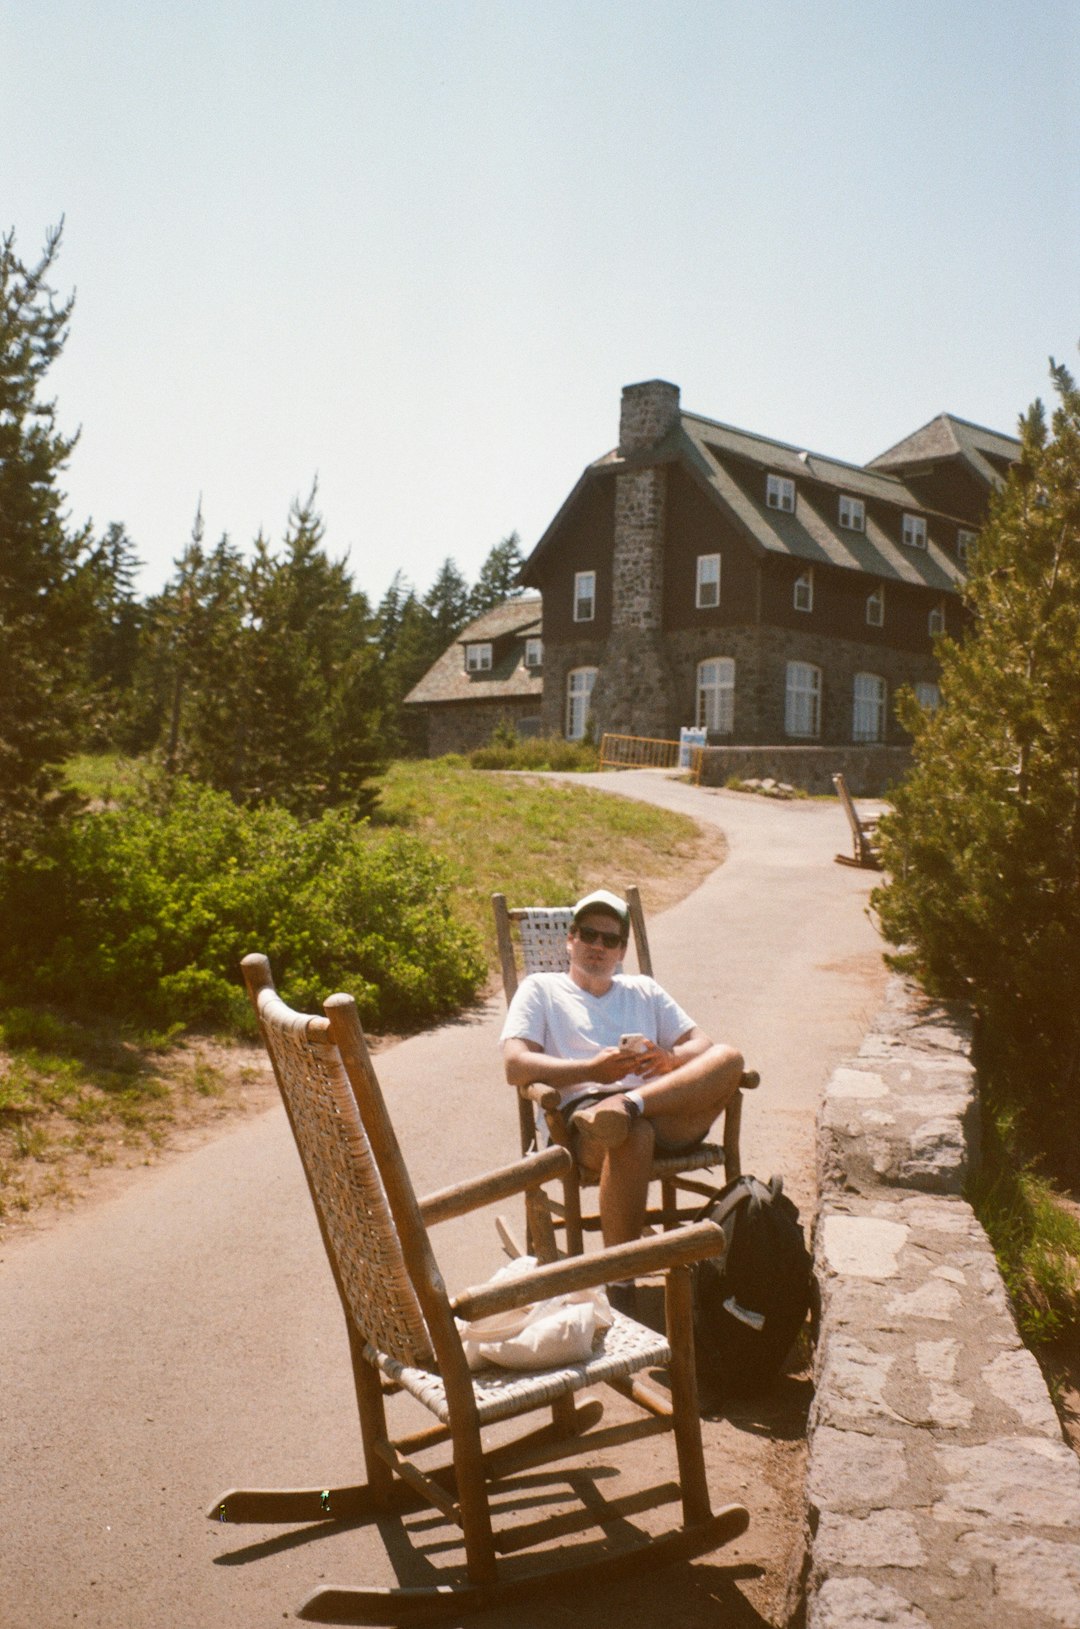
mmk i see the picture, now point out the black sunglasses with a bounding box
[575,926,624,949]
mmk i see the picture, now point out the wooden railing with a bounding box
[598,733,704,784]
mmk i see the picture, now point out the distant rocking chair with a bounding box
[207,954,749,1623]
[492,886,758,1256]
[832,772,883,870]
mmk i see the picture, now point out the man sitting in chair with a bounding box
[500,889,745,1271]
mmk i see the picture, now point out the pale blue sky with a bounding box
[3,1,1078,605]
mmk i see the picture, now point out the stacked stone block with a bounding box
[805,977,1080,1628]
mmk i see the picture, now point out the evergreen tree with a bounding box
[423,556,472,645]
[82,522,145,747]
[0,222,95,858]
[875,356,1080,1176]
[469,530,525,615]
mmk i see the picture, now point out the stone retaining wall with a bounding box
[804,976,1080,1628]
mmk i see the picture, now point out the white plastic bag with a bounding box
[456,1256,613,1371]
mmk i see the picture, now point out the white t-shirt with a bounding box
[500,972,696,1113]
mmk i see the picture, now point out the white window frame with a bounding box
[902,512,927,549]
[565,666,597,740]
[915,682,941,711]
[866,586,884,628]
[928,601,946,637]
[696,657,734,735]
[957,528,976,563]
[766,473,796,513]
[785,661,821,739]
[839,494,865,532]
[695,553,721,609]
[793,568,813,613]
[465,642,492,672]
[524,636,543,669]
[573,570,596,623]
[853,672,887,743]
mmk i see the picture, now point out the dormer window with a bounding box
[524,636,543,669]
[794,568,813,612]
[696,553,721,608]
[902,513,927,549]
[866,586,884,627]
[957,528,976,563]
[465,642,492,672]
[574,570,596,622]
[766,473,795,513]
[839,494,865,532]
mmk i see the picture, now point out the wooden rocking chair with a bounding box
[492,887,758,1256]
[832,772,883,869]
[208,954,749,1623]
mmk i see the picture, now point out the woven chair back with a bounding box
[516,908,575,976]
[255,988,435,1366]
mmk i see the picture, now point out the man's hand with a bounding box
[589,1045,648,1084]
[630,1041,677,1080]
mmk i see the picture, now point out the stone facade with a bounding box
[424,697,543,758]
[696,743,910,797]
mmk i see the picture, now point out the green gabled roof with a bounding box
[404,595,543,707]
[677,414,964,591]
[867,412,1020,489]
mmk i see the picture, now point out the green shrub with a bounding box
[468,733,599,772]
[0,779,485,1033]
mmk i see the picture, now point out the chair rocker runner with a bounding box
[492,886,759,1255]
[832,772,883,870]
[208,954,749,1623]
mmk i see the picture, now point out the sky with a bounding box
[3,0,1078,609]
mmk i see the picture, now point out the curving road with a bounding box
[0,776,886,1629]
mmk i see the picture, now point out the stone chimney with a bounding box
[589,381,682,738]
[618,379,681,456]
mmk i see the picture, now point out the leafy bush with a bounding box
[0,778,485,1033]
[468,731,599,772]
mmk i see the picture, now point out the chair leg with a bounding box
[723,1091,743,1184]
[349,1323,396,1505]
[664,1265,712,1527]
[563,1170,585,1256]
[660,1176,679,1231]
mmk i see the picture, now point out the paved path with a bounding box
[0,777,886,1629]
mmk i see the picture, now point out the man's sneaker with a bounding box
[571,1096,631,1148]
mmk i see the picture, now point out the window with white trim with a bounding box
[866,586,884,627]
[928,601,946,637]
[695,553,721,608]
[794,568,813,612]
[465,642,492,672]
[766,473,796,513]
[524,636,543,669]
[853,672,886,742]
[839,494,865,532]
[573,570,596,622]
[915,682,941,710]
[957,528,976,563]
[565,666,597,740]
[785,661,821,738]
[902,513,927,549]
[696,657,734,734]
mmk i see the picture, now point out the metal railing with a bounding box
[598,733,704,784]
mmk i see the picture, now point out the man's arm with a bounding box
[502,1036,642,1090]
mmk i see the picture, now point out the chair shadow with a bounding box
[212,1463,769,1626]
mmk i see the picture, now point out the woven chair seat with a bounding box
[370,1309,670,1427]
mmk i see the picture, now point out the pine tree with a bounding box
[0,222,95,858]
[423,556,472,645]
[469,530,525,615]
[875,356,1080,1175]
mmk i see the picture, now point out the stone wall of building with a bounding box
[423,697,543,758]
[696,743,910,797]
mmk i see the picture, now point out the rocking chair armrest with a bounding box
[518,1081,562,1111]
[451,1218,725,1321]
[418,1145,573,1227]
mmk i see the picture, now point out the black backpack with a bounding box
[692,1174,814,1397]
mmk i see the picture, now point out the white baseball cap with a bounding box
[571,889,630,930]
